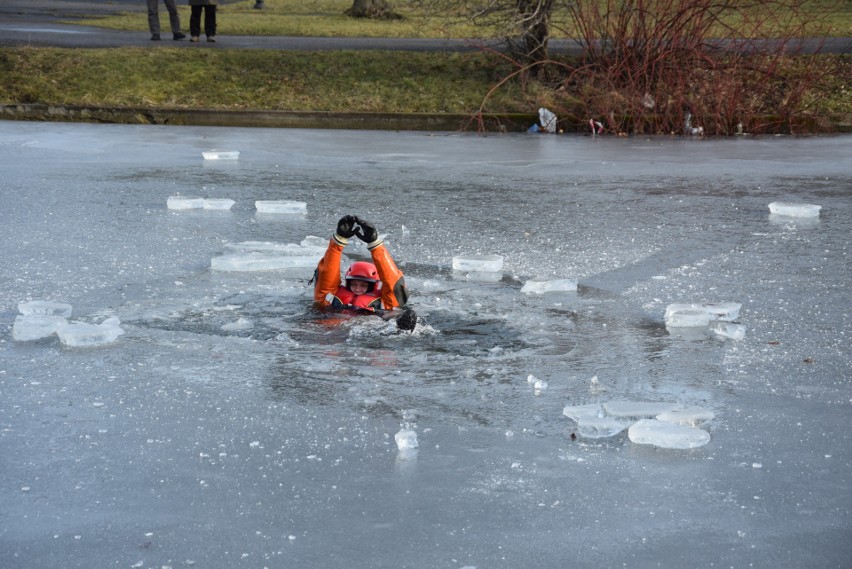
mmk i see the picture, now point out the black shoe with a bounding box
[173,32,186,40]
[150,34,161,41]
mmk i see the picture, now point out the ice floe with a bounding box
[14,301,124,347]
[710,321,746,341]
[13,314,68,341]
[602,401,680,419]
[221,318,254,332]
[577,416,631,438]
[56,317,125,347]
[452,255,503,273]
[656,406,715,427]
[13,301,72,341]
[665,302,741,323]
[664,302,745,339]
[167,196,235,210]
[628,419,711,449]
[255,200,307,214]
[665,309,710,328]
[521,278,578,294]
[562,403,604,422]
[18,300,73,318]
[768,202,821,218]
[211,252,320,272]
[394,429,419,450]
[564,400,714,447]
[202,150,240,160]
[211,238,326,272]
[452,255,503,282]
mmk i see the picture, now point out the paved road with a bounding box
[1,0,848,54]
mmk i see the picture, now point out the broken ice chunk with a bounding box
[225,241,327,256]
[221,318,254,332]
[56,318,124,347]
[255,200,307,214]
[665,302,741,323]
[167,196,205,210]
[699,302,741,321]
[13,315,68,341]
[577,416,630,439]
[711,321,746,340]
[452,255,504,273]
[656,406,715,427]
[211,252,320,272]
[451,270,503,282]
[394,429,418,450]
[628,419,710,449]
[202,198,235,210]
[521,278,578,294]
[562,403,603,422]
[602,401,679,419]
[665,309,711,328]
[18,300,73,318]
[768,202,821,218]
[202,150,240,160]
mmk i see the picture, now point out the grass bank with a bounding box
[0,48,526,113]
[1,47,848,132]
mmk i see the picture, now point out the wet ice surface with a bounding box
[1,122,850,568]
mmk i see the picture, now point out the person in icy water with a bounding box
[313,215,417,331]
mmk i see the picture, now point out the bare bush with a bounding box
[436,0,844,134]
[345,0,403,20]
[551,0,842,134]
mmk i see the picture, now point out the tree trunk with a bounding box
[517,0,553,66]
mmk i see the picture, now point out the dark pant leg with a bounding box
[147,0,160,35]
[163,0,181,34]
[204,6,217,37]
[190,5,202,37]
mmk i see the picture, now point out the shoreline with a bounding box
[2,103,849,134]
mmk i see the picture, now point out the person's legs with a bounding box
[189,6,202,38]
[147,0,161,36]
[204,5,217,39]
[163,0,181,34]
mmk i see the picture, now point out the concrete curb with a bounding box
[2,103,848,134]
[0,103,538,132]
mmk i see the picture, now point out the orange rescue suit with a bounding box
[313,237,409,311]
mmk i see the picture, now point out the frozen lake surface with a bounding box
[1,122,850,568]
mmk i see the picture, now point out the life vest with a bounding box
[326,286,382,311]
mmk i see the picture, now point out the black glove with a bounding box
[335,215,357,239]
[354,216,379,244]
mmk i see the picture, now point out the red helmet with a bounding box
[345,261,379,292]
